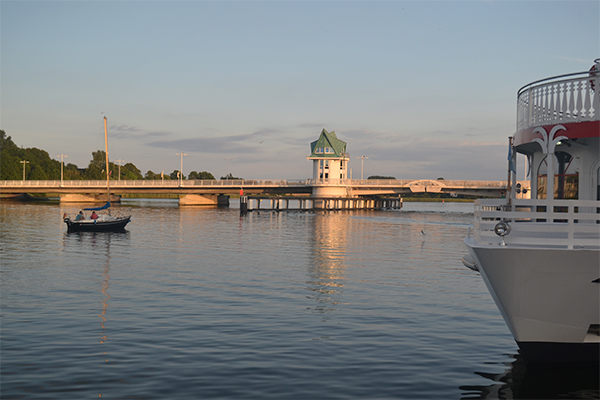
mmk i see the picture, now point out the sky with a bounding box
[1,0,598,181]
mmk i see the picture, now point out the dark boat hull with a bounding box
[517,341,600,364]
[64,216,131,232]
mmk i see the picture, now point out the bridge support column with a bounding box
[312,185,347,198]
[60,194,121,203]
[179,194,230,207]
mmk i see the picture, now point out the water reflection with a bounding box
[460,353,600,399]
[62,232,125,350]
[99,252,110,345]
[306,213,349,317]
[64,230,130,245]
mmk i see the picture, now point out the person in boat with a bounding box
[91,211,98,220]
[75,211,85,221]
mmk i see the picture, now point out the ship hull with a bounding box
[464,237,599,363]
[517,341,599,364]
[64,216,131,232]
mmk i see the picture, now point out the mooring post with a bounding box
[240,195,248,215]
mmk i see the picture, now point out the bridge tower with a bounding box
[307,129,350,197]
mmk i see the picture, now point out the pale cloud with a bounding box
[147,137,259,154]
[110,125,140,133]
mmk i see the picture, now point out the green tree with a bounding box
[0,130,21,180]
[26,147,60,180]
[84,150,108,180]
[169,170,185,180]
[145,170,171,180]
[0,130,61,180]
[188,170,215,180]
[119,163,143,180]
[220,173,242,180]
[1,132,154,182]
[64,163,82,180]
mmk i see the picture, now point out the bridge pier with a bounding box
[179,194,230,207]
[60,194,121,203]
[311,185,348,198]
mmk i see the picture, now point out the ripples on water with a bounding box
[1,200,597,399]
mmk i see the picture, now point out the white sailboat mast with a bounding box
[104,115,111,213]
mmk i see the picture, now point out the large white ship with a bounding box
[464,60,600,363]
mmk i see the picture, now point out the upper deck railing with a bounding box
[517,65,600,131]
[472,198,600,250]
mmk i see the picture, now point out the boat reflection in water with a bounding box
[460,354,600,399]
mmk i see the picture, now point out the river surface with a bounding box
[1,200,598,399]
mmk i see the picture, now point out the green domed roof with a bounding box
[309,129,347,158]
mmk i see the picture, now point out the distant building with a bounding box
[307,129,350,181]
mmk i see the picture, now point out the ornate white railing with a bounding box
[472,198,600,249]
[517,66,600,131]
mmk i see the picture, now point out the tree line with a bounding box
[0,130,216,181]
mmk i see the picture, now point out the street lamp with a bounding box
[115,159,124,181]
[57,154,68,185]
[176,152,187,186]
[20,160,29,181]
[357,155,368,180]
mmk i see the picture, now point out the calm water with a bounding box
[1,200,597,399]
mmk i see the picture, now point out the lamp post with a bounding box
[176,152,187,186]
[357,155,368,180]
[57,154,68,185]
[115,159,124,181]
[20,160,29,181]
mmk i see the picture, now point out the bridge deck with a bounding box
[0,178,511,197]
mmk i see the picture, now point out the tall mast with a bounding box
[104,115,111,213]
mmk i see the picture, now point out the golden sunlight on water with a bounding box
[0,200,597,399]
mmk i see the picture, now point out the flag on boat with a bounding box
[508,143,516,174]
[84,201,110,211]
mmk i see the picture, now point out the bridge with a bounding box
[0,178,524,206]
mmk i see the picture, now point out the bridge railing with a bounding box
[309,179,507,188]
[0,179,310,188]
[0,179,508,189]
